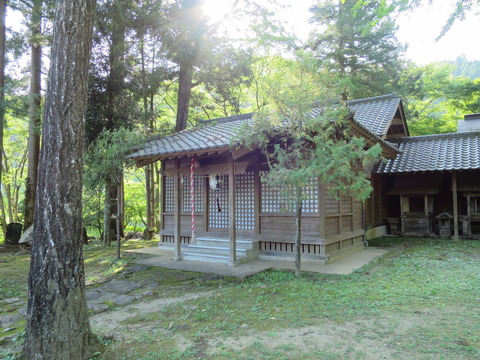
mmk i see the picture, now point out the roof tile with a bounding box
[376,132,480,173]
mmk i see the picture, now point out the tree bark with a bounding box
[294,187,302,277]
[24,0,43,230]
[175,62,193,132]
[22,0,97,359]
[0,0,6,238]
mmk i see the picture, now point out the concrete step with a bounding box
[159,237,259,264]
[195,237,257,250]
[182,251,248,264]
[187,244,249,253]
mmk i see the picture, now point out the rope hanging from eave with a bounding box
[190,155,196,243]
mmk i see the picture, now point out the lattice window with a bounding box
[182,175,204,213]
[164,177,175,213]
[235,172,255,229]
[260,171,318,213]
[209,175,229,228]
[302,177,319,213]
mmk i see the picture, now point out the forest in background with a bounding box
[1,0,479,243]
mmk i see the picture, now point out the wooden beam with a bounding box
[391,117,404,125]
[231,147,251,160]
[452,172,459,240]
[174,159,182,260]
[228,154,237,266]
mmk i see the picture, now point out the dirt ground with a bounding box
[90,288,470,360]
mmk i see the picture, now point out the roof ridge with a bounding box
[143,113,254,143]
[346,94,400,105]
[390,131,480,142]
[199,112,254,125]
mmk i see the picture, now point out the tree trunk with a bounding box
[103,0,126,242]
[140,37,156,233]
[103,182,116,246]
[145,165,154,230]
[22,0,96,359]
[294,187,302,277]
[154,161,161,231]
[116,183,121,259]
[0,0,6,239]
[24,0,43,230]
[175,62,193,132]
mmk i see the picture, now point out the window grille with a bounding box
[164,177,174,213]
[235,172,255,229]
[182,175,204,213]
[260,171,318,213]
[302,178,319,213]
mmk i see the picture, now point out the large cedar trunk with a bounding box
[175,62,193,132]
[0,0,6,237]
[24,0,43,230]
[22,1,96,359]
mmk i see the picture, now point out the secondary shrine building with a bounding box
[128,94,480,265]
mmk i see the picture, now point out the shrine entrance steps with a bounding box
[161,237,259,264]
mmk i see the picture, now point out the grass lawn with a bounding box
[1,237,479,360]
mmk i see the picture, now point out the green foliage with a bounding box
[83,127,144,233]
[398,62,480,135]
[235,52,382,203]
[123,168,148,231]
[84,127,142,187]
[436,0,479,40]
[451,55,480,80]
[0,113,28,232]
[308,0,405,100]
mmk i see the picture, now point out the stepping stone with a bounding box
[102,280,141,294]
[112,295,135,306]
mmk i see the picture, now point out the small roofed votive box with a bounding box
[435,212,453,238]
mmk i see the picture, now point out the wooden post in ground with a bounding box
[228,153,237,266]
[174,159,182,260]
[452,172,459,240]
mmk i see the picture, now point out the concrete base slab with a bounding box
[127,247,389,279]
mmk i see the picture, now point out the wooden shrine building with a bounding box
[129,95,480,265]
[128,94,411,265]
[375,128,480,239]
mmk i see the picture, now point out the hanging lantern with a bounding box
[209,174,223,191]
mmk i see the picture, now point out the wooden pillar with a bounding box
[452,172,459,240]
[318,180,326,257]
[228,154,237,266]
[253,169,260,235]
[400,195,405,234]
[174,159,182,260]
[203,176,209,233]
[362,200,367,246]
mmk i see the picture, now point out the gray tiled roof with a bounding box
[376,131,480,174]
[128,94,402,160]
[128,113,253,159]
[346,94,401,137]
